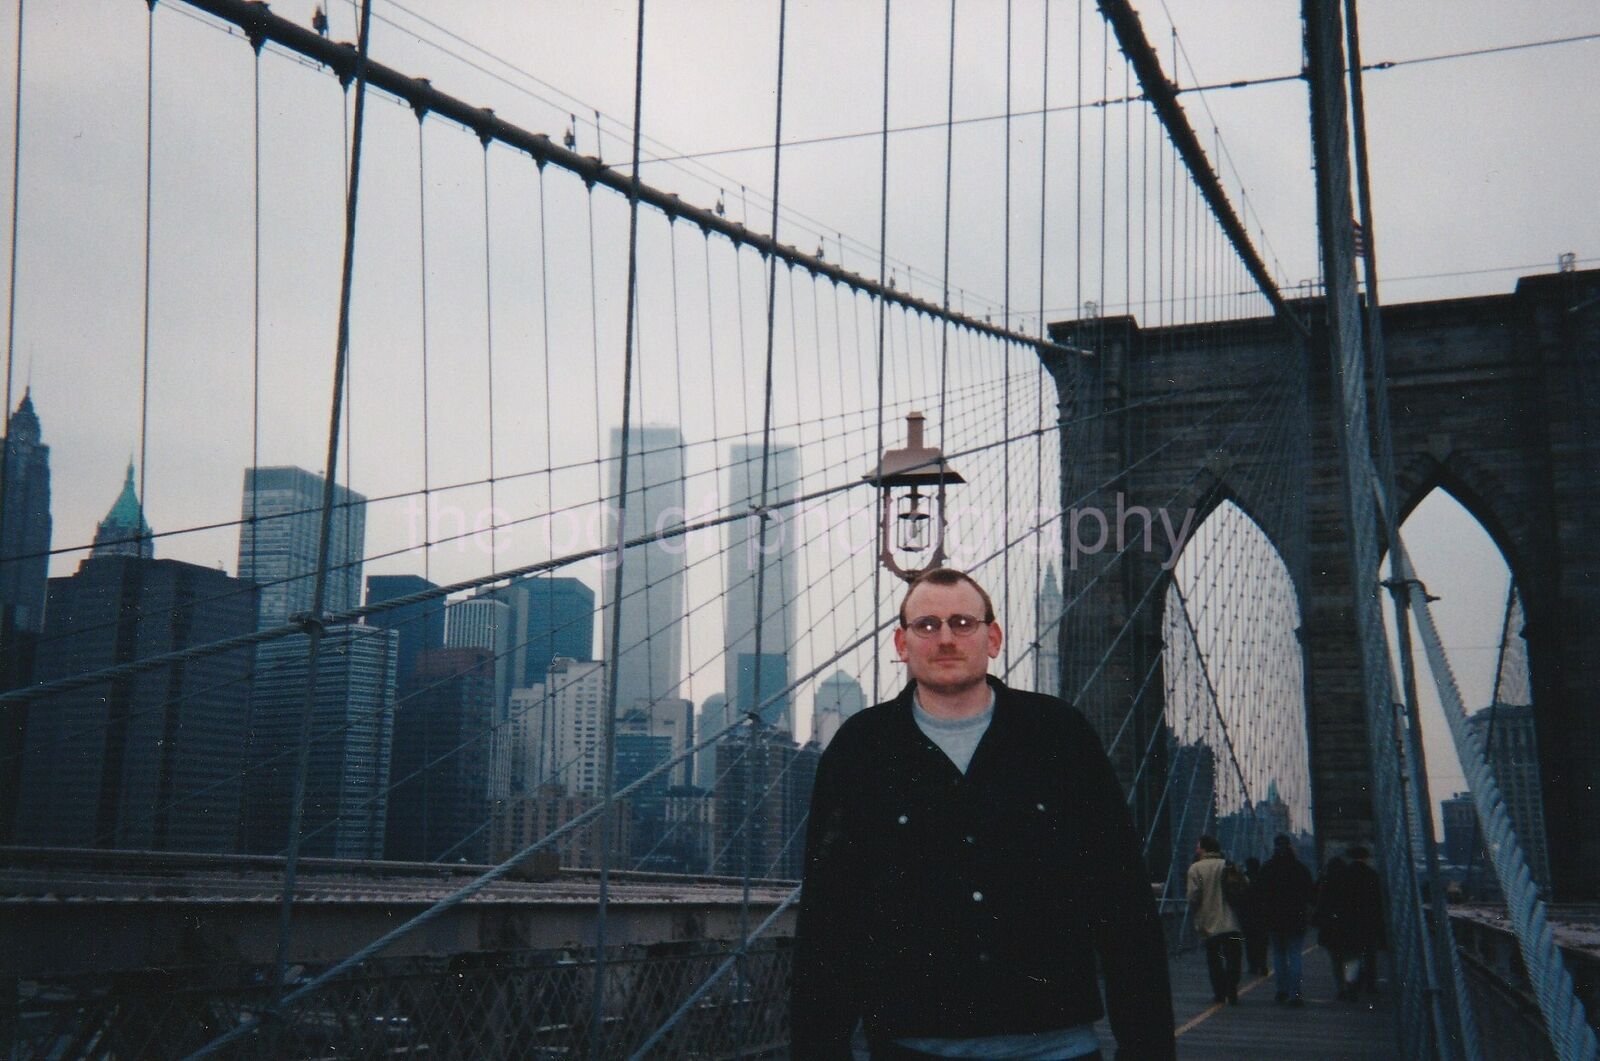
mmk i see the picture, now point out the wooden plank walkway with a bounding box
[1097,943,1399,1058]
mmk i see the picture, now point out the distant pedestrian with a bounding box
[1186,834,1243,1005]
[1241,856,1268,975]
[1339,846,1386,997]
[1313,853,1351,995]
[1254,834,1315,1006]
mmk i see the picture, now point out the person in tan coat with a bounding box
[1187,834,1243,1004]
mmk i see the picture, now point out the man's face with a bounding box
[894,579,1003,696]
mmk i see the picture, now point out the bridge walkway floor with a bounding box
[1096,941,1399,1058]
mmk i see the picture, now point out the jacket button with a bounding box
[978,951,991,963]
[897,814,908,825]
[1036,802,1046,811]
[965,835,976,845]
[972,891,984,902]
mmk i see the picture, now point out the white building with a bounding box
[509,658,608,797]
[446,595,513,711]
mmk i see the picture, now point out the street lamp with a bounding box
[864,411,965,583]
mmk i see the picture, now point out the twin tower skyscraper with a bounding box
[604,427,800,734]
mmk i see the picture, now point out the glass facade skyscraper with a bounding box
[365,574,446,690]
[482,574,595,689]
[238,466,366,629]
[15,555,257,852]
[244,624,398,859]
[385,647,494,864]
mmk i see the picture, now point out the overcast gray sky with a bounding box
[3,1,1591,803]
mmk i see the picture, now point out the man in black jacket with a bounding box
[792,568,1174,1060]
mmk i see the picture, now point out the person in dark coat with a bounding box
[1340,846,1386,996]
[1241,856,1268,976]
[1254,833,1315,1005]
[1313,853,1352,996]
[792,568,1174,1060]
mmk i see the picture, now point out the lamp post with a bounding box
[864,411,965,583]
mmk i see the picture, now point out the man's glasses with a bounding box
[903,614,988,639]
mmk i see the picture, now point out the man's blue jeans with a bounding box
[1270,931,1305,999]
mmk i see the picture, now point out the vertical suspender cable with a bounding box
[416,118,433,580]
[136,2,154,537]
[480,143,498,575]
[592,1,649,1054]
[1033,0,1049,693]
[934,0,957,526]
[240,33,262,853]
[871,0,890,704]
[1000,0,1013,674]
[536,166,553,560]
[270,0,372,1013]
[0,0,24,591]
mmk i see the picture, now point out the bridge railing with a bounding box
[1448,907,1600,1061]
[3,937,794,1061]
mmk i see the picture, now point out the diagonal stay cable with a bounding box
[268,0,373,1006]
[1391,522,1599,1061]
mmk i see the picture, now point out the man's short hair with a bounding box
[1273,833,1293,850]
[1197,834,1221,854]
[899,567,997,626]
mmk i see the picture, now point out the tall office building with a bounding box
[724,442,800,732]
[695,692,730,793]
[505,684,555,797]
[365,574,446,690]
[15,555,257,852]
[238,466,366,629]
[446,596,512,708]
[1467,703,1551,888]
[616,708,672,868]
[1441,791,1476,866]
[713,727,814,880]
[515,657,608,796]
[385,647,494,864]
[735,653,790,734]
[0,391,51,841]
[659,787,714,874]
[244,623,397,859]
[0,390,51,637]
[481,575,595,689]
[90,462,153,559]
[603,425,686,716]
[633,696,693,788]
[811,670,866,748]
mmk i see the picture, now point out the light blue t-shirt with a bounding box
[902,691,1101,1060]
[911,690,995,774]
